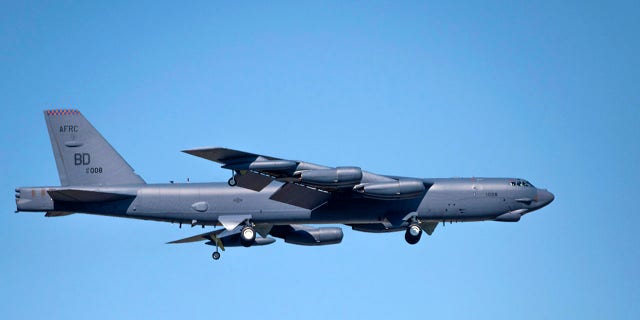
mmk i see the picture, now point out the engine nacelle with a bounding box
[285,227,343,246]
[353,179,426,199]
[297,167,363,188]
[208,236,276,248]
[222,159,298,172]
[270,225,344,246]
[350,223,404,233]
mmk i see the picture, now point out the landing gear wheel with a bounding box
[212,251,221,260]
[240,226,256,247]
[405,224,422,245]
[228,177,237,186]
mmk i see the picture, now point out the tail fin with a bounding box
[44,109,145,186]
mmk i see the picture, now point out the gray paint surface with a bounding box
[15,110,554,259]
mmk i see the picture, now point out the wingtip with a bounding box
[182,146,225,153]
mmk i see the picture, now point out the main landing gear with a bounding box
[404,223,422,245]
[227,169,239,186]
[212,239,222,260]
[211,233,223,260]
[211,223,256,261]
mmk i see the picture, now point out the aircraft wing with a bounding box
[183,147,430,208]
[183,147,332,208]
[168,226,276,249]
[183,147,282,164]
[167,228,226,244]
[183,147,329,179]
[183,147,309,192]
[169,224,342,248]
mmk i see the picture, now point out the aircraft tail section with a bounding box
[44,109,145,186]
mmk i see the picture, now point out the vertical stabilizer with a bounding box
[44,109,145,186]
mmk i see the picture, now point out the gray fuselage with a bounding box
[16,177,554,226]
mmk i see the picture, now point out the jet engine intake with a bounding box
[353,179,426,199]
[296,167,363,188]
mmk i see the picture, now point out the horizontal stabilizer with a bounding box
[48,189,136,203]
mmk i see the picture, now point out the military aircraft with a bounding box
[15,110,554,260]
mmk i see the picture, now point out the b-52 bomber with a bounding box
[15,110,554,260]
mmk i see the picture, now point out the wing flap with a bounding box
[269,183,330,210]
[234,171,274,191]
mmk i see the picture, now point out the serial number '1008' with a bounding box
[86,167,103,174]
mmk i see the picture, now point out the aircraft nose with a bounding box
[536,188,555,207]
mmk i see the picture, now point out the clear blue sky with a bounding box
[1,1,638,319]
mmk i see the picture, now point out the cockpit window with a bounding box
[510,180,534,188]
